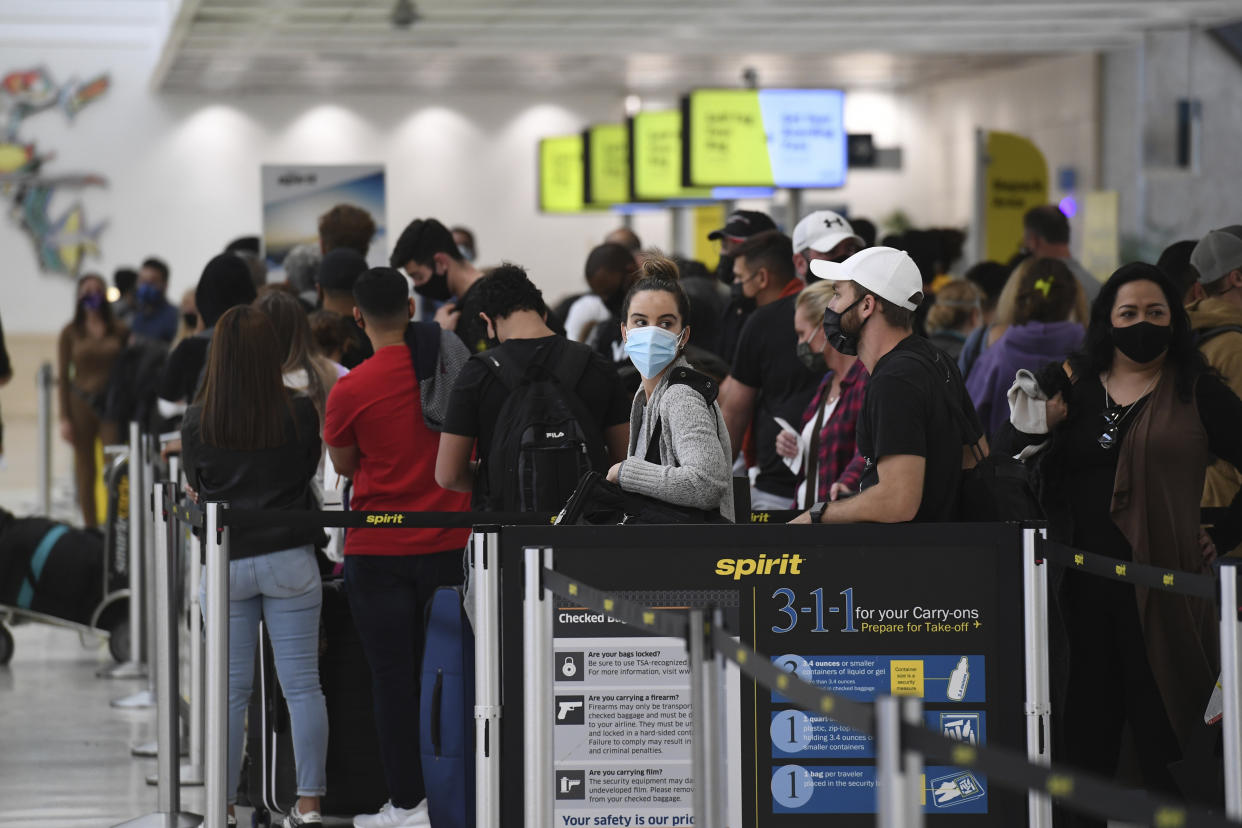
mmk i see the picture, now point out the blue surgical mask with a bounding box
[624,325,684,379]
[137,283,162,306]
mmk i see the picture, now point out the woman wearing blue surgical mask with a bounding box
[607,256,735,521]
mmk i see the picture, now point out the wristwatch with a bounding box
[809,501,828,524]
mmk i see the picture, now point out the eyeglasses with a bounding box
[1098,407,1122,450]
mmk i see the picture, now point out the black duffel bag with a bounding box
[555,471,728,525]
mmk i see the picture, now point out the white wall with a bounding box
[1,43,659,333]
[2,41,1099,335]
[1101,29,1242,260]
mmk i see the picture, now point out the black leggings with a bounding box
[1055,572,1182,827]
[344,549,464,809]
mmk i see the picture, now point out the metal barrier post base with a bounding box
[110,811,201,828]
[111,688,156,709]
[98,661,147,680]
[135,739,189,758]
[145,764,204,787]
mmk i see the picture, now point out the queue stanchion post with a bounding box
[112,422,155,703]
[110,482,200,828]
[1023,527,1053,828]
[876,696,903,828]
[204,501,230,828]
[1221,562,1242,820]
[876,696,924,828]
[472,530,501,828]
[182,472,206,787]
[36,361,53,516]
[901,697,924,828]
[710,609,730,825]
[688,608,719,828]
[523,547,554,828]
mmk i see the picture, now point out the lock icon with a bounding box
[561,656,577,678]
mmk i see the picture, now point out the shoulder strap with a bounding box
[404,321,442,383]
[473,349,523,393]
[900,347,985,452]
[642,366,719,467]
[1196,325,1242,346]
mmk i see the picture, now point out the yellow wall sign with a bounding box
[585,124,630,206]
[539,135,584,214]
[686,89,773,187]
[1082,190,1120,282]
[692,204,727,272]
[631,110,712,202]
[982,131,1048,263]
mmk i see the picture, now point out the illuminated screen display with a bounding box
[583,124,630,206]
[630,110,713,202]
[539,135,585,213]
[683,88,847,188]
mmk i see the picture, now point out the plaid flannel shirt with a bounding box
[799,359,869,504]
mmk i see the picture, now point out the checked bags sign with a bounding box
[499,522,1030,828]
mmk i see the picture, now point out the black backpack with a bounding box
[475,341,606,512]
[905,347,1044,523]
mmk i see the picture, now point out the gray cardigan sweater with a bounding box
[617,357,735,521]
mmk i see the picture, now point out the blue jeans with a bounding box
[201,546,328,803]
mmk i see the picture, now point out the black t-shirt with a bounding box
[715,295,756,366]
[855,335,983,522]
[443,334,631,467]
[730,294,822,498]
[158,332,210,403]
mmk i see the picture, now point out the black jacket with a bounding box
[181,395,324,559]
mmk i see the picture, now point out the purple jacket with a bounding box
[965,320,1084,436]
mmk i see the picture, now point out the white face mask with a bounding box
[623,325,684,379]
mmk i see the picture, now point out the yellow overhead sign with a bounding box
[631,110,712,201]
[539,135,584,214]
[982,131,1048,263]
[585,124,630,206]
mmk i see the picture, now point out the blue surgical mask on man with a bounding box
[137,283,162,306]
[623,325,685,379]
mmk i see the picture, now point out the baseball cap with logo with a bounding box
[706,209,777,242]
[1190,225,1242,285]
[792,210,865,255]
[808,247,924,311]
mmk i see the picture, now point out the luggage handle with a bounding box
[431,669,444,757]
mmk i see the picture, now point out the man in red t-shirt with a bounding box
[324,266,470,828]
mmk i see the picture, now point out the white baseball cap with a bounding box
[809,247,924,311]
[792,210,864,255]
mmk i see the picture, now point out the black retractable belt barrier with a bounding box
[1042,540,1218,599]
[536,563,1242,828]
[218,508,559,530]
[169,499,205,531]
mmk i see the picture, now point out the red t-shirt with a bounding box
[324,344,471,556]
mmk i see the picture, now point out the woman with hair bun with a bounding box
[607,255,734,521]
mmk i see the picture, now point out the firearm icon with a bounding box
[557,699,584,721]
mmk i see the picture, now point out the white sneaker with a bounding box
[354,799,430,828]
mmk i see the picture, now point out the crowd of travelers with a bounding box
[45,201,1242,827]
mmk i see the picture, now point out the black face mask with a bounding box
[822,297,866,357]
[716,254,736,285]
[795,340,824,372]
[183,312,198,329]
[414,267,452,302]
[1111,321,1172,364]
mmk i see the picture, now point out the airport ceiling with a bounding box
[4,0,1242,93]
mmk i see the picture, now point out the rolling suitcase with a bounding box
[243,578,388,824]
[419,585,475,828]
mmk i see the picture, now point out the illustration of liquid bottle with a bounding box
[947,656,970,701]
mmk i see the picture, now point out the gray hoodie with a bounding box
[618,357,735,521]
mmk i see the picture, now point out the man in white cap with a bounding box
[1187,225,1242,519]
[791,210,865,283]
[791,247,983,525]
